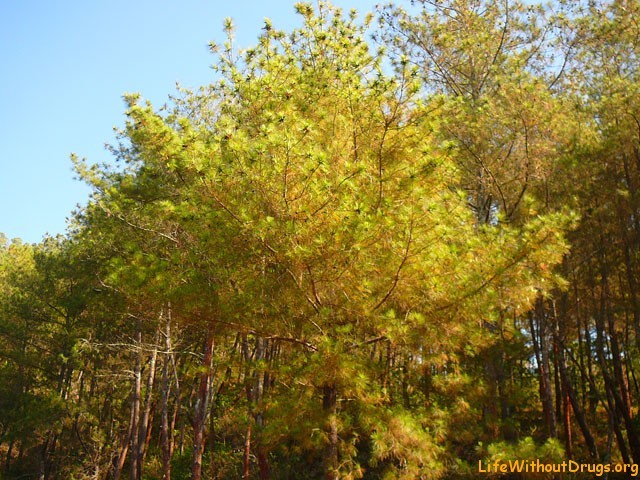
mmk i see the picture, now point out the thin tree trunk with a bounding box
[595,277,632,464]
[242,336,271,480]
[5,438,13,472]
[600,270,640,464]
[244,422,252,480]
[563,388,572,459]
[529,306,557,439]
[192,317,215,480]
[557,345,597,459]
[137,330,159,479]
[257,443,270,480]
[113,404,134,480]
[323,383,338,480]
[130,325,142,480]
[243,334,253,480]
[552,299,574,460]
[258,340,272,480]
[161,304,172,480]
[38,436,49,480]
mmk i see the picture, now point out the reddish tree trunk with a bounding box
[323,383,338,480]
[137,331,158,479]
[192,319,215,480]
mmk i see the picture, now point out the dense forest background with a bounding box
[1,0,640,478]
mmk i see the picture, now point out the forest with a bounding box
[1,0,640,478]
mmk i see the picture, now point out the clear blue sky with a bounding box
[0,0,381,243]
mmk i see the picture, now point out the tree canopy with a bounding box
[1,1,640,479]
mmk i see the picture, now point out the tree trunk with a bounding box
[244,422,252,480]
[557,343,598,459]
[192,318,215,480]
[529,306,557,439]
[563,388,572,459]
[243,334,253,480]
[137,330,159,479]
[243,336,271,480]
[594,277,632,464]
[5,438,13,472]
[161,304,173,480]
[113,403,134,480]
[130,325,142,480]
[257,442,271,480]
[323,383,338,480]
[600,270,640,464]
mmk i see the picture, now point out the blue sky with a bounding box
[0,0,380,243]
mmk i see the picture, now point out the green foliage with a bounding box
[4,0,632,478]
[484,437,565,464]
